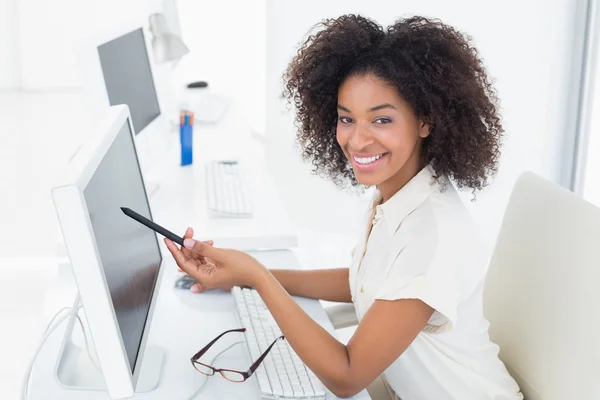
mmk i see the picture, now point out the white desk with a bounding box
[27,99,370,400]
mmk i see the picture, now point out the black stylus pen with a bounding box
[120,207,184,246]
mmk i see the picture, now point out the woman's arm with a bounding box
[178,228,351,301]
[166,239,433,398]
[269,268,352,302]
[254,268,433,398]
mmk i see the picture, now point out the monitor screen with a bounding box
[83,120,162,372]
[97,28,161,135]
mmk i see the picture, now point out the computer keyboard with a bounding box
[205,160,253,218]
[232,287,327,400]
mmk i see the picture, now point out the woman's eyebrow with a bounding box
[368,103,396,112]
[336,103,397,113]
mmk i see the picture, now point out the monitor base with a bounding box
[55,296,165,394]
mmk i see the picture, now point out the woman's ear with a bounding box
[419,119,431,139]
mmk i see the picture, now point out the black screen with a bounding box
[97,28,161,134]
[83,121,162,372]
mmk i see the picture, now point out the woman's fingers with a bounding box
[178,227,215,266]
[164,238,181,259]
[198,239,213,264]
[190,283,203,293]
[183,238,223,261]
[181,227,194,259]
[165,238,196,275]
[167,235,220,282]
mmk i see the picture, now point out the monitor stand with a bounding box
[55,295,165,393]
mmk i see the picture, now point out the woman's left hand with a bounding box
[164,235,267,290]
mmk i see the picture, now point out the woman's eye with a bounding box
[374,117,392,124]
[338,116,353,124]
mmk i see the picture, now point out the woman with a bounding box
[166,15,523,400]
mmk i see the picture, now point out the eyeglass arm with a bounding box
[191,328,246,361]
[248,335,285,376]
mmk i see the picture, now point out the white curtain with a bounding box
[574,0,600,206]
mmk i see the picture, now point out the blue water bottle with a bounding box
[180,111,193,166]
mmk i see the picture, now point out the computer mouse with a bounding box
[187,81,208,89]
[174,274,198,290]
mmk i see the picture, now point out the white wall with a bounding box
[0,0,21,89]
[12,0,267,128]
[13,0,267,114]
[266,0,577,250]
[16,0,155,90]
[175,0,266,135]
[0,0,166,90]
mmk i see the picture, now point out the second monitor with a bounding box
[78,18,173,176]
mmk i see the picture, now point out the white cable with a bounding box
[21,306,99,400]
[43,307,71,332]
[74,305,100,370]
[185,341,245,400]
[21,308,72,400]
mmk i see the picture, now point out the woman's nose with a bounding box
[348,123,374,150]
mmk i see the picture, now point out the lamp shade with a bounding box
[148,13,189,64]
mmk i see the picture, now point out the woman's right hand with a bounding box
[178,227,234,293]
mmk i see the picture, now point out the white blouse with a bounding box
[349,165,522,400]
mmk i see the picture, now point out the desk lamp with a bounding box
[148,12,207,88]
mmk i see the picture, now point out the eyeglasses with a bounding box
[191,328,285,382]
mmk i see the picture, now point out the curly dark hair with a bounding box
[283,15,503,191]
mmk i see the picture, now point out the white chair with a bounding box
[484,172,600,400]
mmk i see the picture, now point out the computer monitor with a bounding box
[78,19,172,177]
[52,105,165,399]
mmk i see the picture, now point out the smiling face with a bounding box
[336,74,430,200]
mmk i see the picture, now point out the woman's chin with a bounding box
[354,173,381,187]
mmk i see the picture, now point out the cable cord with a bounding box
[21,306,97,400]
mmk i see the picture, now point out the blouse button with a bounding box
[360,285,364,293]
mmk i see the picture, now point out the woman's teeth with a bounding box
[353,154,384,165]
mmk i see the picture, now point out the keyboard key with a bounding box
[302,383,315,397]
[257,372,272,394]
[292,383,304,397]
[282,381,293,394]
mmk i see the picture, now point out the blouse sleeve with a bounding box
[374,229,462,333]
